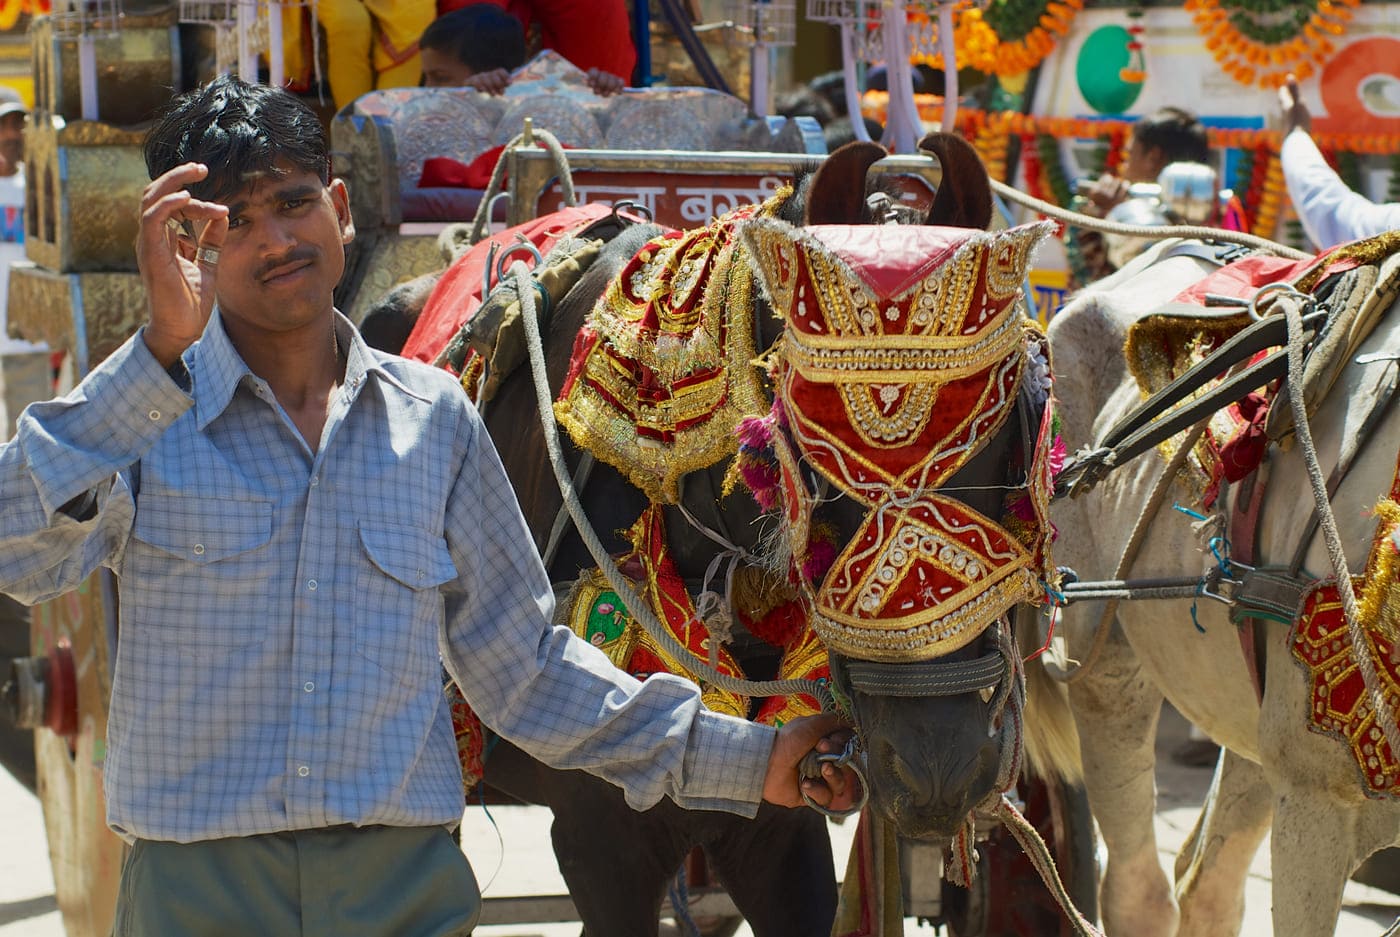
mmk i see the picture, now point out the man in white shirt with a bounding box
[1279,74,1400,250]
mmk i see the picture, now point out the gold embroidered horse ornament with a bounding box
[731,216,1073,860]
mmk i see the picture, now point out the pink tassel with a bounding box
[802,537,837,584]
[736,415,773,450]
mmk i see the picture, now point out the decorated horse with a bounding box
[1044,228,1400,936]
[383,136,1087,935]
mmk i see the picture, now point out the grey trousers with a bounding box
[111,825,480,937]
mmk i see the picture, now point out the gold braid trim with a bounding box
[553,192,788,503]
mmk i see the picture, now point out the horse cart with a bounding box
[0,22,1108,931]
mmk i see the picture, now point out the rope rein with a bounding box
[467,126,577,248]
[988,178,1310,261]
[1276,290,1400,766]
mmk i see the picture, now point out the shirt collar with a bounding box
[188,310,422,430]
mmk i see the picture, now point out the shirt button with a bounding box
[303,681,315,693]
[148,409,161,421]
[310,476,319,487]
[416,569,425,582]
[297,765,310,778]
[193,544,205,556]
[307,579,317,591]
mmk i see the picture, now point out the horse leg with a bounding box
[1171,749,1272,937]
[1266,788,1400,937]
[542,766,692,937]
[1067,624,1176,937]
[699,804,837,937]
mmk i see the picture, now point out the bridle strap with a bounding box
[843,649,1006,698]
[1057,311,1320,499]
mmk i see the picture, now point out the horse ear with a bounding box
[918,131,994,230]
[803,141,888,226]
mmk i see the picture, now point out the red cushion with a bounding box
[418,148,507,190]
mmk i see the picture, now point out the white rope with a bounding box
[467,127,577,247]
[1278,292,1400,767]
[510,261,832,703]
[988,177,1310,261]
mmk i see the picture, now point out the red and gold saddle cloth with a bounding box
[558,502,831,723]
[564,504,748,718]
[1291,446,1400,797]
[740,219,1057,663]
[554,192,789,503]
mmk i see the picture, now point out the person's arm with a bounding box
[1279,129,1400,249]
[0,331,193,603]
[438,405,857,815]
[1278,75,1400,248]
[0,163,223,602]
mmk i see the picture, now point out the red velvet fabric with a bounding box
[398,202,616,364]
[779,225,1028,491]
[1172,250,1360,307]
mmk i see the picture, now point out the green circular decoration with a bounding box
[1076,25,1143,115]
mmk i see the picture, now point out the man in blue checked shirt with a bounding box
[0,75,859,936]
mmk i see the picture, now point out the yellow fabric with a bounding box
[283,0,435,107]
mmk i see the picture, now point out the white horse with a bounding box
[1045,237,1400,937]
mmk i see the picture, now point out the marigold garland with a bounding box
[911,0,1084,78]
[1251,149,1284,237]
[1184,0,1361,90]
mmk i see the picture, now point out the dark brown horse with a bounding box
[369,136,1067,935]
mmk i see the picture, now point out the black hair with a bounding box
[142,74,329,203]
[776,86,836,126]
[420,6,528,75]
[806,71,847,117]
[1134,106,1211,165]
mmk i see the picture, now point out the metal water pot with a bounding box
[1155,161,1219,225]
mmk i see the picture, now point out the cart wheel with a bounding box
[30,572,126,937]
[978,772,1099,936]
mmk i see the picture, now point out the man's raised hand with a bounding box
[136,162,229,369]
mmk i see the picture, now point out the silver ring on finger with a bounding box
[197,247,221,267]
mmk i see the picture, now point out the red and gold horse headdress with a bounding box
[741,219,1056,663]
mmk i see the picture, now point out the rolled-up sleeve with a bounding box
[437,404,774,815]
[0,330,193,603]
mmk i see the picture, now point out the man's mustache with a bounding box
[255,246,318,282]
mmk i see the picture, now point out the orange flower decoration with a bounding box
[1186,0,1360,90]
[911,0,1084,78]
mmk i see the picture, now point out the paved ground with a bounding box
[2,705,1399,936]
